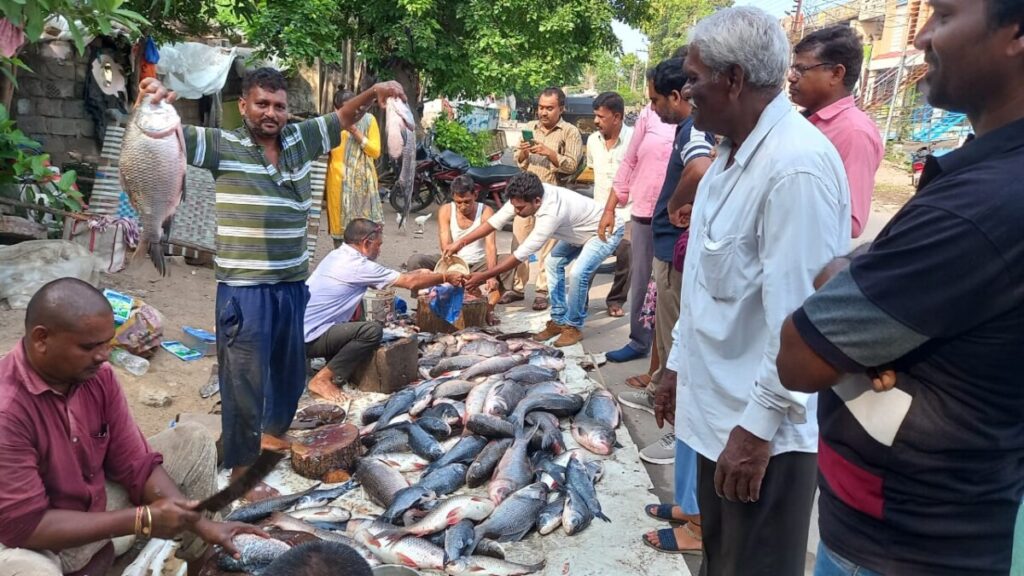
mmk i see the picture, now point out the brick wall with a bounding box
[14,43,97,166]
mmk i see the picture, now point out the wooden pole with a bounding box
[0,196,90,221]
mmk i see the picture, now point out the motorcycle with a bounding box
[389,147,518,214]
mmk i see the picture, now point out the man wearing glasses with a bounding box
[789,26,883,239]
[304,219,465,403]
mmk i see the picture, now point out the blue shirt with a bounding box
[652,117,714,263]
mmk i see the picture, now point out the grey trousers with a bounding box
[697,452,818,576]
[306,321,384,382]
[624,219,654,353]
[650,258,682,392]
[605,221,631,307]
[0,423,218,575]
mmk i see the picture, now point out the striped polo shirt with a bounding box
[183,114,342,285]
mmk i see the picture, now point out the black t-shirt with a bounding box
[651,117,714,263]
[793,117,1024,575]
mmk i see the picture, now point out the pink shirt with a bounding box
[0,342,162,550]
[613,105,676,219]
[808,96,883,238]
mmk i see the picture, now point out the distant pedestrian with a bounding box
[325,88,384,247]
[779,1,1024,574]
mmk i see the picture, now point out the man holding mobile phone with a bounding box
[510,87,584,311]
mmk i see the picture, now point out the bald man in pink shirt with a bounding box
[789,25,883,238]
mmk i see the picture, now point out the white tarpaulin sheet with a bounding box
[157,42,237,99]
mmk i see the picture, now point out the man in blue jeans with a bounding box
[449,172,624,347]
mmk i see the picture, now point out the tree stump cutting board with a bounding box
[291,422,360,480]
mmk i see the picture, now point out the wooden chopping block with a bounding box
[416,294,489,334]
[291,422,360,481]
[352,336,418,393]
[175,413,223,464]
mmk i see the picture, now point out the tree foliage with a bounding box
[0,0,148,55]
[227,0,648,99]
[567,49,647,106]
[640,0,732,63]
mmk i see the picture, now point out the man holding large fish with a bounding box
[134,69,407,500]
[0,279,264,576]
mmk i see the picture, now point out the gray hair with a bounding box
[689,6,790,91]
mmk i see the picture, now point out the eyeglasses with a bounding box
[789,62,835,77]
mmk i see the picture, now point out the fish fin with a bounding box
[376,529,406,545]
[596,511,611,523]
[446,508,461,526]
[396,553,418,568]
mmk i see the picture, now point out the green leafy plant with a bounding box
[0,104,82,219]
[432,114,491,167]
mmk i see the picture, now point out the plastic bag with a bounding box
[428,284,464,324]
[112,303,164,357]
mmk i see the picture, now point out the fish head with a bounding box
[572,420,615,456]
[564,504,588,534]
[240,84,289,139]
[136,97,181,135]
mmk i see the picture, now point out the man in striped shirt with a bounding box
[138,69,406,499]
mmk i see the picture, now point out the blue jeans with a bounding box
[216,281,309,468]
[815,542,882,576]
[545,226,624,329]
[674,439,700,515]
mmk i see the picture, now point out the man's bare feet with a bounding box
[261,433,292,452]
[229,467,280,503]
[307,367,349,404]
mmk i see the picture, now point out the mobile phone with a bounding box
[521,129,534,143]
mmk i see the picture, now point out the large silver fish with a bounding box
[120,96,185,276]
[217,534,290,574]
[380,495,495,542]
[446,556,545,575]
[386,97,416,228]
[473,482,548,548]
[354,457,410,508]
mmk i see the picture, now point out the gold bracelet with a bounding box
[142,506,152,538]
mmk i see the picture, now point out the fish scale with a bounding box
[119,96,186,276]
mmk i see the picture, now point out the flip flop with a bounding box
[626,374,653,389]
[532,295,549,311]
[644,503,690,525]
[641,526,703,555]
[607,304,625,317]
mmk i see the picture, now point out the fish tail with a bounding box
[131,236,167,276]
[596,510,611,523]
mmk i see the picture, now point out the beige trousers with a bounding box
[0,422,218,575]
[650,259,682,392]
[511,214,555,294]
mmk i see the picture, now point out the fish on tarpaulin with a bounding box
[386,97,416,228]
[119,95,186,276]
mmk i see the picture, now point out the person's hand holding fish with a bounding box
[373,80,407,108]
[192,517,271,559]
[136,77,176,107]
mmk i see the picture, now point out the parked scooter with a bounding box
[389,147,517,214]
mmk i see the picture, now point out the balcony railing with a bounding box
[859,0,886,19]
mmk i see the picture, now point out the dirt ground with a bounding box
[0,160,918,437]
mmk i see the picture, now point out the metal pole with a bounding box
[882,23,913,150]
[791,0,803,35]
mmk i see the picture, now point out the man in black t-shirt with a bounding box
[777,2,1024,574]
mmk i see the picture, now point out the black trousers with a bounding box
[698,451,818,576]
[305,321,384,381]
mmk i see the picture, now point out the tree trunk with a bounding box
[390,58,421,125]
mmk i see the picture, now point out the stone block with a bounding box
[36,99,63,118]
[63,100,87,119]
[79,120,95,138]
[46,117,80,136]
[46,60,77,81]
[17,77,42,97]
[17,115,45,134]
[15,98,31,116]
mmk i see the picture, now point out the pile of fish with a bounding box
[216,327,622,575]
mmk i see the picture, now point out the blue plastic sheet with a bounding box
[428,284,464,324]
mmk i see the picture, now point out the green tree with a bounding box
[641,0,732,63]
[225,0,649,105]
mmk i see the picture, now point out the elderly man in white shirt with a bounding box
[447,172,625,347]
[586,91,633,317]
[654,7,850,575]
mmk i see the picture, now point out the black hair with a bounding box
[794,25,864,91]
[333,88,355,109]
[451,174,475,196]
[505,172,545,202]
[645,67,657,82]
[986,0,1024,34]
[242,67,288,96]
[539,86,566,107]
[263,541,373,576]
[593,91,625,116]
[651,57,687,97]
[25,277,111,333]
[343,218,383,244]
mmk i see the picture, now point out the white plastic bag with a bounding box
[0,240,100,309]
